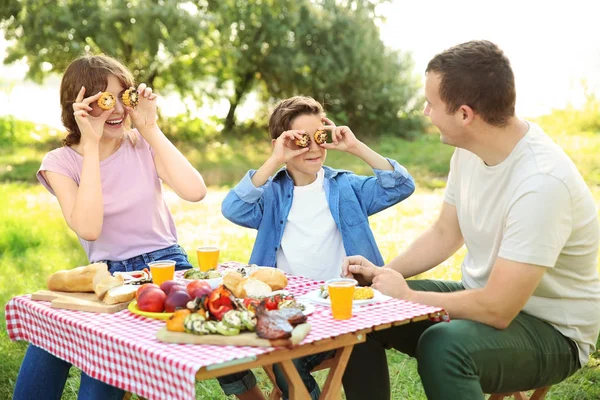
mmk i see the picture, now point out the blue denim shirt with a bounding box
[221,159,415,268]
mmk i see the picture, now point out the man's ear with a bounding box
[459,105,476,126]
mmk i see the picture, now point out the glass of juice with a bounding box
[148,260,176,286]
[326,278,357,320]
[196,246,220,272]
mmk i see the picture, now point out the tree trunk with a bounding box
[224,70,255,133]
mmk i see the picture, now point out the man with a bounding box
[341,40,600,399]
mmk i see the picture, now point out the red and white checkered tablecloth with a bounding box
[5,262,447,400]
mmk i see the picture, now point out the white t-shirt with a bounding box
[445,122,600,366]
[276,169,347,281]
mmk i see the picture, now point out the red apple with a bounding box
[164,290,191,313]
[186,280,212,299]
[137,288,167,312]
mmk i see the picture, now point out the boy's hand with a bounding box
[270,130,310,165]
[319,117,361,154]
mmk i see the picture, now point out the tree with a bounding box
[0,0,218,95]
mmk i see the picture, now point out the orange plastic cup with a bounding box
[148,260,176,286]
[326,278,357,320]
[196,246,220,272]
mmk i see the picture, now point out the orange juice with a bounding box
[197,246,220,272]
[148,260,175,286]
[327,278,357,320]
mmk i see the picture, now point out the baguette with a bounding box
[94,273,125,300]
[103,285,137,305]
[47,262,107,292]
[250,268,288,291]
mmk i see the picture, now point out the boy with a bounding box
[219,96,415,399]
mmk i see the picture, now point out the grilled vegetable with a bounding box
[222,310,244,330]
[240,311,257,331]
[319,285,329,299]
[204,320,219,334]
[184,313,207,335]
[215,321,240,336]
[166,309,191,332]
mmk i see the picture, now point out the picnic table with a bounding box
[5,261,448,400]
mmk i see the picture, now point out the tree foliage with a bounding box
[1,0,424,136]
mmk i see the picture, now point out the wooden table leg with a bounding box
[319,345,353,400]
[279,359,312,400]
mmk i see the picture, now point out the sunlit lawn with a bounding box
[1,121,600,398]
[1,182,599,399]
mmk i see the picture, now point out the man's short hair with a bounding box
[426,40,516,127]
[268,96,325,139]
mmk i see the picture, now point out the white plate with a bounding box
[298,301,315,316]
[300,288,389,307]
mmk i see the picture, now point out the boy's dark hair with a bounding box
[60,55,135,146]
[426,40,516,127]
[268,96,325,139]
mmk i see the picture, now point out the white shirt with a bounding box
[445,122,600,366]
[276,169,347,281]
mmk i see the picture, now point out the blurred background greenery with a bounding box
[1,0,600,399]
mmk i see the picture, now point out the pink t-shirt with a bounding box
[37,132,178,262]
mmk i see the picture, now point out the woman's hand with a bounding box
[269,129,310,165]
[72,86,112,147]
[318,117,361,154]
[125,83,159,134]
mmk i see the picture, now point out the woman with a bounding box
[13,55,207,399]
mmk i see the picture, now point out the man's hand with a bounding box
[341,255,378,286]
[269,129,310,165]
[372,268,413,300]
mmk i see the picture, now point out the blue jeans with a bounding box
[13,244,192,399]
[217,350,334,399]
[103,243,192,273]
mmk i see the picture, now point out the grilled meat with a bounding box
[255,302,307,340]
[255,304,293,339]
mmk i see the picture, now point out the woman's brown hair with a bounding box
[268,96,325,139]
[60,55,135,146]
[426,40,516,127]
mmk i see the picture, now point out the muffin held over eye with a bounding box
[314,129,327,145]
[121,87,139,108]
[294,133,310,148]
[97,92,116,110]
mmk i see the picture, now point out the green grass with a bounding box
[1,116,600,398]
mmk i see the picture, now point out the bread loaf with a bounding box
[249,268,288,291]
[94,274,125,300]
[103,285,137,305]
[223,271,244,297]
[47,262,107,292]
[238,277,272,298]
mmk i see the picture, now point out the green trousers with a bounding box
[341,280,581,400]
